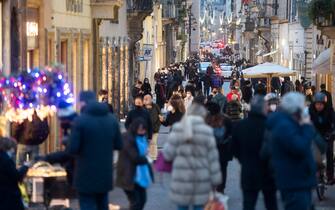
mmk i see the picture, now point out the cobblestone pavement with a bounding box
[29,126,335,210]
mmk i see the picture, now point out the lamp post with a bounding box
[304,50,308,78]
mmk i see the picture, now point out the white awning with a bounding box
[242,62,296,78]
[312,48,334,74]
[262,50,278,57]
[255,50,264,56]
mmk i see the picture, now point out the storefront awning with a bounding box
[312,48,334,74]
[255,50,264,56]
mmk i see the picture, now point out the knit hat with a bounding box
[57,100,77,120]
[79,91,96,104]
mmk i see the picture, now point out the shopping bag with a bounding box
[18,183,29,208]
[205,192,229,210]
[154,151,172,173]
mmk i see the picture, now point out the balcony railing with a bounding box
[127,0,153,12]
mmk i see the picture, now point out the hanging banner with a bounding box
[297,0,312,29]
[143,44,154,61]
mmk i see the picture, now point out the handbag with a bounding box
[154,151,172,173]
[205,192,229,210]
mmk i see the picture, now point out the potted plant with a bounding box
[308,0,334,26]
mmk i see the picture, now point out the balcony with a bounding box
[90,0,123,20]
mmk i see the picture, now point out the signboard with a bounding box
[143,44,154,61]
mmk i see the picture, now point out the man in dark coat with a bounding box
[69,91,123,210]
[320,84,333,110]
[125,95,153,140]
[267,92,317,210]
[232,96,278,210]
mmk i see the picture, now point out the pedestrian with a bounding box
[264,93,279,113]
[98,89,114,113]
[69,91,123,210]
[211,87,227,113]
[160,94,185,128]
[0,137,30,210]
[116,119,154,210]
[184,90,194,110]
[132,81,143,99]
[267,92,317,210]
[241,80,253,104]
[163,103,222,210]
[11,111,49,166]
[309,92,335,185]
[232,96,278,210]
[206,102,233,194]
[280,77,295,96]
[227,87,241,102]
[320,84,333,110]
[155,79,166,109]
[202,73,211,97]
[143,93,161,161]
[305,86,314,106]
[125,95,153,140]
[225,94,242,122]
[142,78,152,96]
[255,80,267,96]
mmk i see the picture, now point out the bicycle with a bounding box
[316,157,327,201]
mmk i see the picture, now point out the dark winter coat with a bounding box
[0,152,28,210]
[141,83,152,95]
[241,85,253,104]
[232,112,276,190]
[132,87,142,98]
[321,89,333,110]
[225,101,242,121]
[125,107,153,139]
[116,133,154,191]
[69,102,123,193]
[161,110,183,127]
[267,112,317,190]
[211,93,227,113]
[145,103,161,133]
[309,103,334,136]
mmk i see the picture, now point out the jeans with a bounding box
[281,189,312,210]
[78,192,109,210]
[178,205,204,210]
[326,138,334,181]
[243,189,278,210]
[16,144,39,166]
[125,184,147,210]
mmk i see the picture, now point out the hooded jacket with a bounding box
[163,116,222,206]
[69,102,123,193]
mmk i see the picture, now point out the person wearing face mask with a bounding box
[266,92,317,210]
[264,93,279,114]
[184,91,194,110]
[0,137,31,210]
[141,78,152,96]
[211,87,227,113]
[125,95,153,140]
[116,119,154,210]
[160,94,185,128]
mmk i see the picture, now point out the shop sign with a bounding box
[143,44,154,61]
[26,22,38,37]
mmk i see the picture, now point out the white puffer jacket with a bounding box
[163,115,222,206]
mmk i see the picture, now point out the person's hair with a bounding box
[129,119,148,137]
[206,102,224,127]
[134,95,144,101]
[169,94,186,113]
[193,95,206,106]
[280,92,305,114]
[137,80,143,85]
[320,84,326,90]
[0,137,17,152]
[98,89,108,96]
[186,103,208,119]
[143,93,153,98]
[250,95,265,115]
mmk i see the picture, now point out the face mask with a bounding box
[167,105,174,112]
[269,104,277,112]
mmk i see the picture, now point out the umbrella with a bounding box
[242,62,296,92]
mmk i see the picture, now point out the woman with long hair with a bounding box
[160,94,185,128]
[206,102,233,194]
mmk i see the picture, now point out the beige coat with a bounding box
[163,116,222,206]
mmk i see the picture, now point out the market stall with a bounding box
[242,62,296,92]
